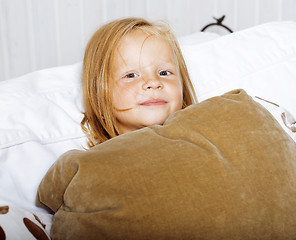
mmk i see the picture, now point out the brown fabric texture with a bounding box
[37,89,296,240]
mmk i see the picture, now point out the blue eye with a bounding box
[124,73,138,78]
[159,71,171,76]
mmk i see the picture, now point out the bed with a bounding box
[0,21,296,239]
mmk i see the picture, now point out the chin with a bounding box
[143,116,169,127]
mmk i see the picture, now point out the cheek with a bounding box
[171,80,183,108]
[112,83,137,108]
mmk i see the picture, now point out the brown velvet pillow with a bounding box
[38,89,296,240]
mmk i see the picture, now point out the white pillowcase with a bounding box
[0,63,87,213]
[181,21,296,117]
[0,22,296,215]
[178,31,220,45]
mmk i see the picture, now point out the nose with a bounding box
[142,77,163,90]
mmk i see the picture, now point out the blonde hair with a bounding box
[81,17,197,148]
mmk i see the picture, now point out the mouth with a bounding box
[140,99,168,106]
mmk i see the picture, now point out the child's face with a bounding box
[111,30,183,134]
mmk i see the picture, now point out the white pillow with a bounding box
[181,21,296,117]
[178,31,220,45]
[0,63,87,213]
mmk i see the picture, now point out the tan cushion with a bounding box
[37,89,296,240]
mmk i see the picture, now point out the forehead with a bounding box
[114,30,176,64]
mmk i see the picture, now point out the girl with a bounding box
[81,17,197,147]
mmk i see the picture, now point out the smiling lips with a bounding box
[140,99,168,106]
